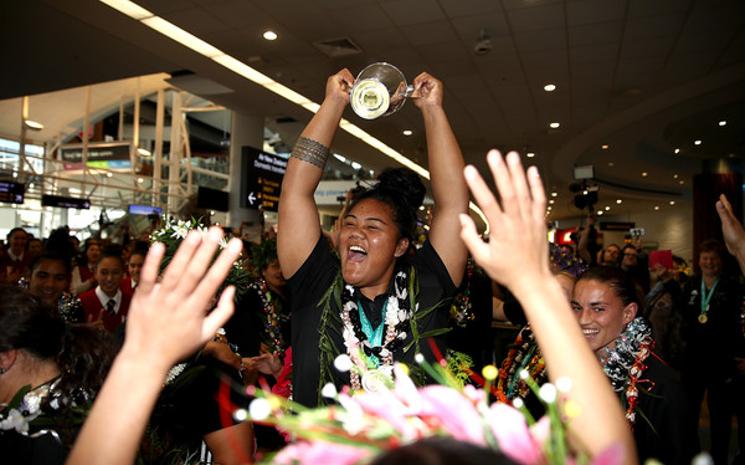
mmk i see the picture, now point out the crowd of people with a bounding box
[1,70,744,465]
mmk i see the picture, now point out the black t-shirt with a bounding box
[288,237,458,406]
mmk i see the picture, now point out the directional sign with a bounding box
[241,146,287,211]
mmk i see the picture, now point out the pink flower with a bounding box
[418,385,485,445]
[354,391,419,439]
[273,440,371,465]
[486,403,544,465]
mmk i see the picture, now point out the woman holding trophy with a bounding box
[278,67,469,406]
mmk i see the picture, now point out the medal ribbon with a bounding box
[357,300,388,367]
[700,278,719,317]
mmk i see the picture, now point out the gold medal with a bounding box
[698,313,708,324]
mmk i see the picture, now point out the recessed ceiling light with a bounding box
[582,190,588,195]
[641,172,648,177]
[669,200,676,206]
[679,180,685,185]
[24,119,44,130]
[402,129,413,136]
[673,174,678,179]
[263,30,278,41]
[544,84,556,92]
[551,192,558,197]
[597,210,604,216]
[616,199,622,204]
[601,144,609,150]
[549,122,560,129]
[654,205,660,211]
[526,152,535,158]
[137,177,144,184]
[694,139,702,145]
[608,162,614,167]
[674,148,680,154]
[718,120,727,127]
[549,199,555,204]
[351,161,362,170]
[604,206,610,211]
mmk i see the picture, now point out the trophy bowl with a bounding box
[350,62,414,120]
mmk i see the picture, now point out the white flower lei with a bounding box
[340,270,412,391]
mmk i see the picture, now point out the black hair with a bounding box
[577,266,643,311]
[621,243,637,253]
[0,286,117,394]
[30,252,72,276]
[6,227,27,242]
[96,246,126,268]
[79,238,102,266]
[349,168,426,241]
[699,239,724,258]
[129,240,150,258]
[370,437,518,465]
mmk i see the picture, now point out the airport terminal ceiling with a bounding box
[3,0,745,221]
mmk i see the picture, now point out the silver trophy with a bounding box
[350,62,415,120]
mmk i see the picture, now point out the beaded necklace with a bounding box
[250,278,289,356]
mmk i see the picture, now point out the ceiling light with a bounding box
[669,200,676,206]
[604,206,610,211]
[616,199,622,204]
[601,144,609,150]
[654,205,660,211]
[582,190,588,195]
[597,210,604,216]
[333,153,346,163]
[694,139,702,145]
[673,174,678,179]
[679,180,684,185]
[641,172,648,177]
[526,152,535,158]
[137,147,151,156]
[674,148,680,154]
[263,30,278,41]
[718,120,727,127]
[551,192,558,197]
[608,162,614,167]
[99,0,153,19]
[24,119,44,130]
[137,177,144,184]
[106,172,113,178]
[543,84,556,92]
[549,122,560,129]
[549,199,555,204]
[402,129,413,136]
[141,16,223,57]
[351,161,362,170]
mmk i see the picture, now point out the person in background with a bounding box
[79,248,131,332]
[27,238,43,261]
[121,244,147,295]
[70,238,101,295]
[681,238,744,464]
[597,243,621,267]
[1,227,30,284]
[621,243,650,295]
[27,253,84,324]
[0,286,117,465]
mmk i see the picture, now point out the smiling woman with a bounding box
[277,69,469,406]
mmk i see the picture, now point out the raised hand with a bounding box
[411,72,443,109]
[716,194,745,257]
[459,150,550,292]
[324,68,354,106]
[121,227,242,372]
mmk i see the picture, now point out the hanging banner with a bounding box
[59,141,132,170]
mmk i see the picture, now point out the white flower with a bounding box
[321,383,338,398]
[519,369,529,380]
[512,398,525,409]
[398,310,408,322]
[0,409,30,433]
[539,383,558,403]
[414,353,425,364]
[23,392,42,414]
[249,398,272,421]
[361,369,392,393]
[334,354,354,372]
[233,408,249,421]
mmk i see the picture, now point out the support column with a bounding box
[693,158,743,272]
[227,111,263,232]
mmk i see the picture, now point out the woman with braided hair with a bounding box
[278,69,469,406]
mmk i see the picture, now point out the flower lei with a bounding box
[341,270,413,391]
[249,277,289,356]
[496,326,547,402]
[599,317,654,424]
[150,217,250,298]
[449,260,476,327]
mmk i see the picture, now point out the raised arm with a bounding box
[459,151,637,465]
[716,193,745,275]
[66,229,242,465]
[278,69,354,278]
[412,73,469,286]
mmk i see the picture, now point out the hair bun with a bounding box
[376,168,426,210]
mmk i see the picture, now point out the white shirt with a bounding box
[95,286,122,315]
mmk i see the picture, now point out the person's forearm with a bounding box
[66,350,168,465]
[422,106,468,212]
[511,277,637,465]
